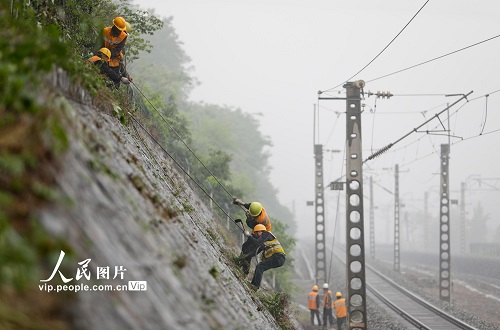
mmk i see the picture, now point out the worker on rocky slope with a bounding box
[239,224,285,290]
[308,285,322,326]
[87,47,130,87]
[99,16,130,87]
[233,199,271,232]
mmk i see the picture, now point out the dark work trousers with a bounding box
[110,65,121,88]
[323,308,334,327]
[337,316,346,329]
[310,309,321,326]
[250,253,285,288]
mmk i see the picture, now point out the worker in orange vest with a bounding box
[322,283,334,328]
[333,291,347,330]
[233,199,272,232]
[86,48,130,87]
[100,17,132,87]
[103,17,127,67]
[308,285,322,326]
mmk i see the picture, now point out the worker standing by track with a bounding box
[322,283,334,328]
[333,291,347,330]
[308,285,322,326]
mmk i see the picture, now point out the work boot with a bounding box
[241,257,250,275]
[249,283,259,291]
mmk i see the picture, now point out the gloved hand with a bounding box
[127,75,133,82]
[244,231,251,237]
[121,77,130,84]
[233,198,244,205]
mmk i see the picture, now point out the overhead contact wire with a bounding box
[326,145,346,284]
[363,91,472,162]
[366,33,500,83]
[320,0,430,93]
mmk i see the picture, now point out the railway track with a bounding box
[365,263,478,330]
[297,240,496,328]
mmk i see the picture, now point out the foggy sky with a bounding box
[132,0,500,243]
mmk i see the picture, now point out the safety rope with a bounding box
[129,119,238,242]
[128,112,245,233]
[130,119,174,189]
[130,82,239,201]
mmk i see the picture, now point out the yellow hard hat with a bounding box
[312,285,319,291]
[113,16,127,31]
[252,224,266,233]
[249,202,263,217]
[99,47,111,59]
[336,291,342,297]
[125,22,132,33]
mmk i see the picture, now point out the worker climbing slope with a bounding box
[233,199,272,232]
[238,224,285,290]
[86,47,130,87]
[98,16,132,88]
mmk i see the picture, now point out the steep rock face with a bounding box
[38,71,294,329]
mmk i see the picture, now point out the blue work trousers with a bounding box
[250,253,285,288]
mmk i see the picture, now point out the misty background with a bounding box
[131,0,500,251]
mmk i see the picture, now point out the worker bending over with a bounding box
[239,224,285,290]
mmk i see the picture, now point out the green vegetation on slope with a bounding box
[1,1,298,327]
[132,20,295,230]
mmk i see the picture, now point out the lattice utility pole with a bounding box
[314,144,326,285]
[460,182,466,255]
[344,81,367,330]
[369,176,375,259]
[459,176,499,255]
[318,80,367,329]
[424,191,430,253]
[439,144,451,302]
[394,164,400,272]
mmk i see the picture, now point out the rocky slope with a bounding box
[32,70,300,329]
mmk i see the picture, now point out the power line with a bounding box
[370,89,500,168]
[366,33,500,83]
[390,94,451,97]
[364,92,472,162]
[320,0,430,93]
[479,94,489,135]
[327,145,346,284]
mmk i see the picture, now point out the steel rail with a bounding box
[366,264,478,330]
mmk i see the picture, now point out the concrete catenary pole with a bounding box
[344,81,367,329]
[439,144,451,302]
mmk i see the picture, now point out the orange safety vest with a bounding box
[323,290,333,309]
[86,55,107,77]
[255,208,272,232]
[103,27,127,67]
[87,55,103,65]
[308,291,319,310]
[334,298,347,318]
